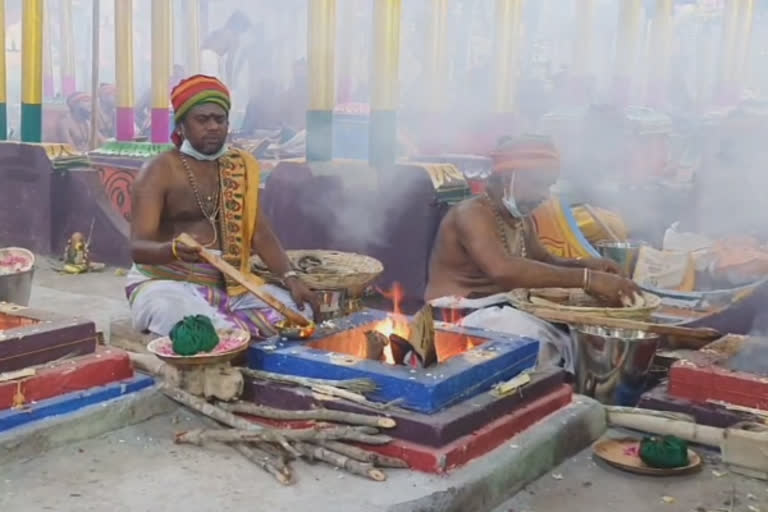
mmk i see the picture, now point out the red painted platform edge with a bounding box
[0,346,133,410]
[669,362,768,410]
[366,385,573,473]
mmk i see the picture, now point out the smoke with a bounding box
[16,1,768,274]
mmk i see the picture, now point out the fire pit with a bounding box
[247,309,539,413]
[0,303,97,373]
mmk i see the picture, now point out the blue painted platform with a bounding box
[0,375,155,433]
[248,310,539,414]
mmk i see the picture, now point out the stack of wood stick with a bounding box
[161,385,407,485]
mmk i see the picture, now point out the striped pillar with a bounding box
[43,0,53,100]
[369,0,401,168]
[492,0,524,113]
[185,0,201,75]
[646,0,674,106]
[613,0,643,105]
[424,0,448,112]
[0,0,6,139]
[60,0,75,96]
[716,0,740,103]
[21,0,44,143]
[115,0,134,141]
[570,0,594,100]
[151,0,172,143]
[733,0,755,98]
[306,0,336,162]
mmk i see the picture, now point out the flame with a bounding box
[374,282,410,365]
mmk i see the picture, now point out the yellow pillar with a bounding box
[647,0,674,105]
[151,0,172,143]
[115,0,135,141]
[0,0,6,139]
[717,0,740,102]
[369,0,401,167]
[306,0,336,162]
[185,0,201,75]
[492,0,523,113]
[613,0,643,104]
[571,0,594,80]
[21,0,43,142]
[734,0,755,95]
[60,0,75,96]
[424,0,448,112]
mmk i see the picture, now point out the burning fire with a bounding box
[374,282,410,364]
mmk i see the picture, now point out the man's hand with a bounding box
[172,240,202,263]
[286,277,321,321]
[583,257,623,276]
[586,271,643,307]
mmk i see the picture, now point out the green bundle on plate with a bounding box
[169,315,220,356]
[639,435,689,469]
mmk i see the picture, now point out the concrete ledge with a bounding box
[387,395,607,512]
[0,385,175,464]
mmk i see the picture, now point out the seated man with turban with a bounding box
[425,135,640,372]
[127,75,319,338]
[57,91,101,150]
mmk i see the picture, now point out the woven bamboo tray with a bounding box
[509,288,661,321]
[250,250,383,296]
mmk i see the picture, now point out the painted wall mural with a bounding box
[97,167,137,221]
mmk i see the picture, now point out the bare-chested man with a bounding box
[127,74,318,337]
[426,135,640,372]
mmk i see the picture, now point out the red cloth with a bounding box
[490,135,560,174]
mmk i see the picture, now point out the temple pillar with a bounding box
[734,0,755,98]
[306,0,336,162]
[369,0,401,168]
[0,0,6,139]
[493,0,523,115]
[60,0,75,96]
[185,0,201,75]
[151,0,172,144]
[115,0,134,141]
[424,0,448,112]
[570,0,594,103]
[43,0,53,100]
[646,0,674,107]
[21,0,43,142]
[613,0,643,106]
[716,0,740,104]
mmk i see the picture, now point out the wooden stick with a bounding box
[88,0,100,150]
[233,443,293,485]
[175,426,392,446]
[526,308,722,343]
[160,385,301,457]
[292,441,388,481]
[311,384,395,410]
[241,368,377,394]
[176,233,311,327]
[318,441,409,468]
[218,401,396,428]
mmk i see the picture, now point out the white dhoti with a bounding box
[430,294,576,373]
[126,265,311,338]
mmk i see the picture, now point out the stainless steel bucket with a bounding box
[574,325,660,406]
[595,240,642,277]
[0,268,35,306]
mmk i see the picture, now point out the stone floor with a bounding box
[7,260,768,512]
[496,441,768,512]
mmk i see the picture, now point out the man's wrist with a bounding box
[282,270,299,284]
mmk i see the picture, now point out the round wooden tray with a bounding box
[147,328,250,367]
[593,438,702,476]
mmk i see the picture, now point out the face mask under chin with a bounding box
[179,138,228,161]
